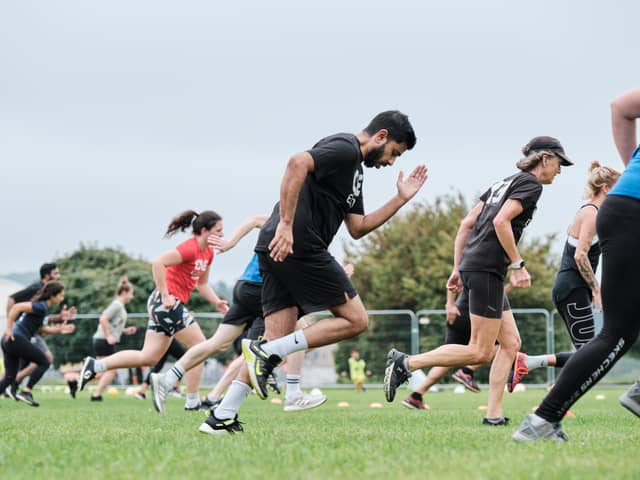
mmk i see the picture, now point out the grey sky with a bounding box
[1,1,638,285]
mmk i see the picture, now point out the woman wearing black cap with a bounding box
[507,161,620,392]
[384,136,571,426]
[513,87,640,442]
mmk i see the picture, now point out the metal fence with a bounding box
[49,308,558,387]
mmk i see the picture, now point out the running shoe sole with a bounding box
[242,339,268,400]
[78,357,95,391]
[150,373,166,413]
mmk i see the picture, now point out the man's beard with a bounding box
[363,145,385,168]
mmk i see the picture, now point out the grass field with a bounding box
[0,385,638,480]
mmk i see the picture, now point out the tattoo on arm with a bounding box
[576,251,599,291]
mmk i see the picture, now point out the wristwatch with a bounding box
[509,260,525,270]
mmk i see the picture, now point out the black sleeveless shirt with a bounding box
[551,204,601,303]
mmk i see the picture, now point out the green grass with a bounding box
[0,386,637,480]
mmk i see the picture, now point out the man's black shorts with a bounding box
[258,251,357,317]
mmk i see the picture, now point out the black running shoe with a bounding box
[184,402,210,411]
[384,349,411,402]
[267,371,281,395]
[5,383,18,401]
[79,357,97,391]
[482,416,510,426]
[16,390,39,407]
[67,380,78,399]
[90,395,103,402]
[242,339,281,400]
[200,397,222,410]
[198,413,244,435]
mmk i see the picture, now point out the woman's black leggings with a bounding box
[0,335,50,391]
[537,195,640,422]
[555,287,596,349]
[143,339,187,384]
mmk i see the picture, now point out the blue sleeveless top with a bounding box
[239,253,263,283]
[610,145,640,199]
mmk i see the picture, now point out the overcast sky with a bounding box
[1,1,638,285]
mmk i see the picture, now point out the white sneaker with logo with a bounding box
[283,392,327,412]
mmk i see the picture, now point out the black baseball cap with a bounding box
[524,136,573,166]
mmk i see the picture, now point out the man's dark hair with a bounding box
[40,262,58,280]
[364,110,416,150]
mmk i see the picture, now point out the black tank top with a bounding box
[552,204,601,303]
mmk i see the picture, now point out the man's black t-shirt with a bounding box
[459,171,543,279]
[9,282,43,303]
[256,133,365,256]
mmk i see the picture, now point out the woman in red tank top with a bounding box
[78,210,229,410]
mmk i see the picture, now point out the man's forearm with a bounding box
[352,195,406,238]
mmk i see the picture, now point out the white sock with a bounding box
[94,360,106,373]
[525,355,549,371]
[214,381,251,420]
[206,393,221,403]
[286,374,302,399]
[262,331,308,359]
[164,363,185,389]
[185,392,199,408]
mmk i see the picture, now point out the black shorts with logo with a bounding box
[257,251,357,317]
[460,271,510,319]
[93,338,116,357]
[146,290,196,337]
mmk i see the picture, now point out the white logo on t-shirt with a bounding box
[191,259,209,279]
[347,170,364,208]
[486,179,513,205]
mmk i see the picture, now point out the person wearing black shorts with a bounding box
[152,215,330,414]
[402,288,500,410]
[513,87,640,442]
[198,110,427,435]
[507,162,620,392]
[87,277,138,401]
[1,282,74,406]
[385,136,572,427]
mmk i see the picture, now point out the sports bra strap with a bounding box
[580,203,599,211]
